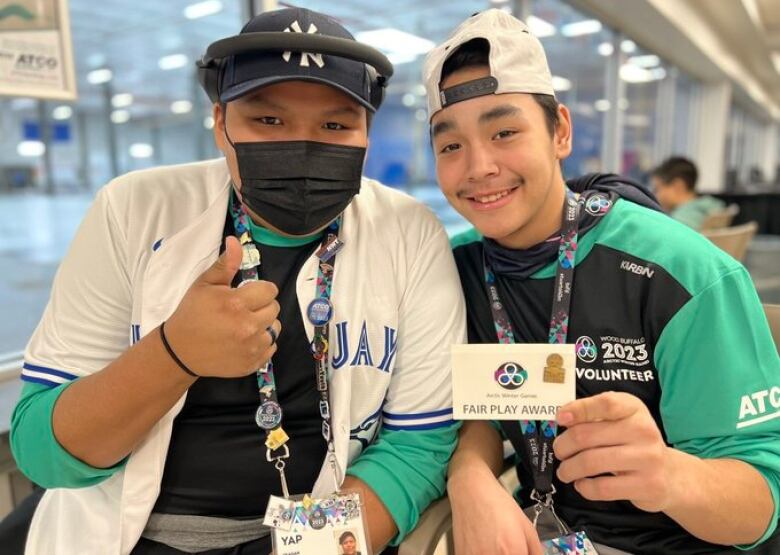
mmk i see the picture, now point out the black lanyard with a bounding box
[483,193,581,497]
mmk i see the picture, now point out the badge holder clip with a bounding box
[267,445,291,499]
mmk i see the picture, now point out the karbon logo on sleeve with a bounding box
[494,362,528,390]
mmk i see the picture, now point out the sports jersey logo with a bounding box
[575,336,598,363]
[494,362,528,390]
[585,194,612,216]
[282,21,325,68]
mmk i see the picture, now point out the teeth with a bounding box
[474,189,510,204]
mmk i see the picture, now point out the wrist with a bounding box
[660,447,696,514]
[448,455,496,500]
[151,325,198,386]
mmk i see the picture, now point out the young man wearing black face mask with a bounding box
[9,8,465,554]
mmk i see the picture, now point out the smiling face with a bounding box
[340,534,357,554]
[431,66,573,249]
[213,80,368,235]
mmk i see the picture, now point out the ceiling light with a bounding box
[159,54,189,71]
[87,68,113,85]
[526,15,556,38]
[171,100,193,114]
[619,98,630,110]
[594,99,611,112]
[387,52,419,65]
[129,143,154,159]
[620,64,666,83]
[110,110,130,124]
[111,93,133,108]
[628,55,660,68]
[184,0,222,19]
[17,141,46,157]
[561,20,602,37]
[356,28,435,61]
[551,76,572,91]
[597,42,614,56]
[203,116,215,129]
[402,93,416,107]
[415,109,427,122]
[621,40,637,53]
[52,106,73,120]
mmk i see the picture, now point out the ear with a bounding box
[213,102,226,152]
[554,103,573,160]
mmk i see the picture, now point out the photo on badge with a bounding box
[270,491,372,555]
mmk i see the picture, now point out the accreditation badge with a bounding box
[267,491,371,555]
[451,344,576,420]
[542,531,599,554]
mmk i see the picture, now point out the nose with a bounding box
[465,141,499,183]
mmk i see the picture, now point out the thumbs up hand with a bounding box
[163,236,281,378]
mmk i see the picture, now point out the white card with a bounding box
[271,491,371,555]
[452,344,576,420]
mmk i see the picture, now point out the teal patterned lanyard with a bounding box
[229,192,343,498]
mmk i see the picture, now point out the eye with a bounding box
[493,129,517,140]
[323,122,347,130]
[439,143,461,154]
[256,116,282,125]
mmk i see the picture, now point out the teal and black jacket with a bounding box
[452,190,780,554]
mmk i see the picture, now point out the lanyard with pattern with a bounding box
[483,192,581,503]
[230,192,343,498]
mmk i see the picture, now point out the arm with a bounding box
[341,475,397,550]
[555,393,774,546]
[555,267,780,547]
[346,222,465,547]
[446,421,543,555]
[13,187,280,477]
[346,425,459,550]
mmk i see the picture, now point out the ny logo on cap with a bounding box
[282,21,325,68]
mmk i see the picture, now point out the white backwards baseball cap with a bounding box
[423,9,555,120]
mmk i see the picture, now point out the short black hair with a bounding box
[440,38,559,136]
[339,531,356,544]
[652,156,698,192]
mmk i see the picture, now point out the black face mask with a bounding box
[226,129,366,236]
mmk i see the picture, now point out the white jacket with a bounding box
[21,158,466,554]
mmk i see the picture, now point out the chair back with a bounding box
[702,221,758,262]
[700,204,739,230]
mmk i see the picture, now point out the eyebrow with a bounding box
[479,104,521,124]
[242,95,288,112]
[431,119,456,138]
[321,105,363,118]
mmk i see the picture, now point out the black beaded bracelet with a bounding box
[159,321,199,378]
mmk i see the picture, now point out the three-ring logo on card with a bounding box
[576,336,598,363]
[494,362,528,390]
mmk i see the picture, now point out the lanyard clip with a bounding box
[267,445,291,498]
[530,486,570,537]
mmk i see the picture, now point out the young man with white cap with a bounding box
[9,7,465,554]
[424,9,780,555]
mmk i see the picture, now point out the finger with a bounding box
[235,280,279,311]
[573,473,648,503]
[198,237,242,286]
[557,391,641,427]
[524,523,544,555]
[553,420,629,460]
[556,445,645,484]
